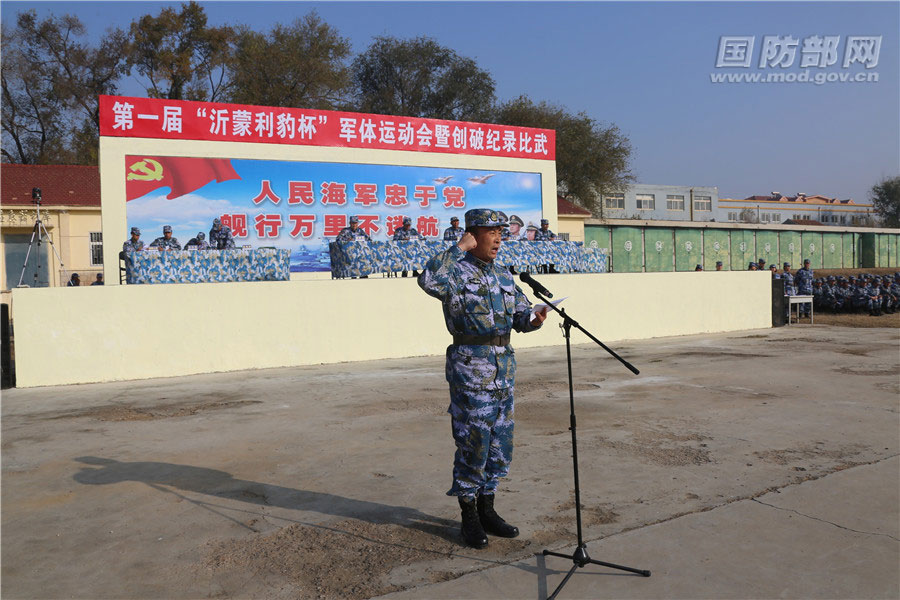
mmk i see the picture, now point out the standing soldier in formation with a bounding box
[781,262,795,295]
[209,218,235,249]
[185,232,210,250]
[769,263,779,278]
[794,258,814,318]
[149,225,181,250]
[123,227,144,253]
[418,208,548,549]
[443,216,464,242]
[337,216,372,242]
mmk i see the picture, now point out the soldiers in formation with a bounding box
[812,272,899,316]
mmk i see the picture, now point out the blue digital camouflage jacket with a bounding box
[418,245,540,390]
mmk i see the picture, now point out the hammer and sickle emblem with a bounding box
[127,159,163,181]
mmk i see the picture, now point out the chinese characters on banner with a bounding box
[125,157,544,272]
[102,95,555,161]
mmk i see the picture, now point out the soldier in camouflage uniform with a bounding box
[532,218,557,273]
[418,208,548,549]
[209,218,235,249]
[394,217,423,277]
[794,259,814,317]
[185,231,210,250]
[337,216,372,242]
[781,262,795,295]
[149,225,181,250]
[123,227,144,253]
[442,216,464,241]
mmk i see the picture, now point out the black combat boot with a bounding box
[458,496,488,548]
[477,493,520,538]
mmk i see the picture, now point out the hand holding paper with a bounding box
[532,297,567,321]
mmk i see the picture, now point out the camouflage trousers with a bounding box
[447,385,514,498]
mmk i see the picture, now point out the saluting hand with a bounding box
[458,232,477,252]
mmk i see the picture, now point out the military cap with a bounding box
[498,211,509,224]
[197,232,206,240]
[213,218,222,226]
[163,225,172,233]
[749,262,758,269]
[402,216,412,225]
[540,218,550,226]
[695,264,703,271]
[758,258,766,263]
[827,275,836,281]
[509,214,524,226]
[769,264,777,270]
[71,273,80,279]
[716,260,723,267]
[349,215,360,224]
[804,258,810,264]
[130,226,141,235]
[783,262,791,268]
[450,216,459,223]
[464,208,504,228]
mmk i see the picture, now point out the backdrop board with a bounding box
[98,95,557,282]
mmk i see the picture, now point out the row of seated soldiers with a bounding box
[811,273,900,316]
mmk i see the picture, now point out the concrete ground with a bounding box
[2,324,898,600]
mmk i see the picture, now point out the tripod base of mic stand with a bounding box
[542,544,650,599]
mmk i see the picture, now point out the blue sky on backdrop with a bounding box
[4,1,898,204]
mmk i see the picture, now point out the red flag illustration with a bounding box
[125,156,241,201]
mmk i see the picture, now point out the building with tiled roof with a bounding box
[556,196,592,242]
[718,192,876,226]
[1,164,103,293]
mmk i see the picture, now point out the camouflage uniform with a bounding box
[392,220,423,241]
[209,218,235,249]
[444,217,464,242]
[781,264,796,296]
[122,227,144,253]
[185,232,210,250]
[149,225,181,250]
[532,220,557,242]
[418,209,541,498]
[337,224,372,242]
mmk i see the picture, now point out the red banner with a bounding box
[125,156,240,201]
[100,95,555,161]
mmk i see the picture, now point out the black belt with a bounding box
[453,333,510,346]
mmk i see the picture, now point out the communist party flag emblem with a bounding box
[125,156,240,201]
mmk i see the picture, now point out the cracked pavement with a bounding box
[2,324,898,599]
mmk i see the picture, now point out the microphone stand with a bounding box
[530,285,651,599]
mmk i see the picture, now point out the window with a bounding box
[90,232,103,266]
[728,212,738,222]
[636,194,655,210]
[603,193,625,209]
[840,215,846,224]
[693,195,712,211]
[772,213,781,222]
[793,214,802,220]
[761,213,771,222]
[557,232,570,241]
[4,234,49,288]
[666,195,685,210]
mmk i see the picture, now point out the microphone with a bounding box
[520,272,553,298]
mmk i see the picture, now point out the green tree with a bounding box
[127,1,234,101]
[228,12,351,109]
[352,36,495,121]
[1,11,127,164]
[870,175,900,228]
[494,96,633,215]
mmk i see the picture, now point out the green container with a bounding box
[730,229,755,270]
[703,229,730,270]
[842,233,856,268]
[611,226,643,272]
[674,229,702,271]
[878,234,890,267]
[822,233,842,269]
[859,233,877,268]
[584,226,610,253]
[644,228,674,272]
[779,231,802,269]
[756,230,779,267]
[800,232,823,269]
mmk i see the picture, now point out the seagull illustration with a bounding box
[432,176,454,184]
[467,174,496,185]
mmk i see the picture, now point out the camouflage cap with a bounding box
[540,218,550,226]
[695,264,703,270]
[769,263,777,269]
[804,258,811,264]
[198,232,206,240]
[509,214,524,226]
[213,218,222,227]
[130,227,141,235]
[716,260,723,266]
[349,215,359,224]
[450,216,459,222]
[464,208,503,228]
[749,262,758,269]
[783,262,791,268]
[758,258,766,263]
[402,216,412,225]
[71,273,80,279]
[163,225,172,233]
[498,211,509,224]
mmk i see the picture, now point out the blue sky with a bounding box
[4,1,898,203]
